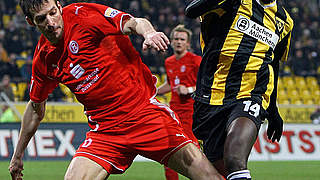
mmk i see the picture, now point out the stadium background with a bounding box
[0,0,319,179]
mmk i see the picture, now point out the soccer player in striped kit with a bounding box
[185,0,293,179]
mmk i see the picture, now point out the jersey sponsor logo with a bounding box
[180,65,186,72]
[76,68,100,91]
[70,63,85,79]
[104,7,120,18]
[69,40,79,54]
[234,15,279,49]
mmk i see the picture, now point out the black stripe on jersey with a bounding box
[275,2,287,23]
[251,48,272,105]
[196,1,237,104]
[223,1,264,103]
[275,2,287,36]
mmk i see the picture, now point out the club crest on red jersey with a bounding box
[69,40,79,54]
[180,65,186,72]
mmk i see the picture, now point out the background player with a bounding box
[9,0,224,180]
[185,0,293,179]
[158,24,202,180]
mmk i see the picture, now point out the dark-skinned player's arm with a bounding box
[185,0,222,18]
[266,32,292,142]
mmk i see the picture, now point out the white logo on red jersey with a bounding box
[180,65,186,72]
[70,63,85,79]
[82,138,92,148]
[104,7,120,18]
[174,76,180,85]
[74,5,83,15]
[69,40,79,54]
[176,134,186,138]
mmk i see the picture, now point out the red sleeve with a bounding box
[83,3,133,36]
[29,75,58,103]
[29,45,59,103]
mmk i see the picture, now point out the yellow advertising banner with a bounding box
[13,102,87,122]
[279,105,316,123]
[6,103,318,123]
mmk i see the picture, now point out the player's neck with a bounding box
[174,50,188,60]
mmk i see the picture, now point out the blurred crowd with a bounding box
[0,0,319,103]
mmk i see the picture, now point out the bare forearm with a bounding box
[123,17,169,51]
[13,101,44,158]
[124,18,156,37]
[158,82,171,95]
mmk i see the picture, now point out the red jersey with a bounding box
[164,52,201,113]
[30,3,157,131]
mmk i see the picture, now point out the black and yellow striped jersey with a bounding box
[190,0,293,110]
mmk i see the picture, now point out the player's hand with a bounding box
[9,156,24,180]
[175,85,188,95]
[142,31,170,52]
[266,107,283,142]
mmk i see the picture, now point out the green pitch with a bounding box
[1,161,319,180]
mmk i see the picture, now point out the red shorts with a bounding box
[74,99,192,174]
[176,111,200,149]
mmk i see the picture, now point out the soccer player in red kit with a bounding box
[158,25,202,180]
[9,0,224,180]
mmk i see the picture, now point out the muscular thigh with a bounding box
[65,156,109,180]
[193,99,266,162]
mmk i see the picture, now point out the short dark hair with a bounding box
[170,24,192,42]
[19,0,57,20]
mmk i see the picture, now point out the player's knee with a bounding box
[64,170,75,180]
[65,170,89,180]
[224,153,247,173]
[64,167,87,180]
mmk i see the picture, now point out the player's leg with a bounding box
[164,166,179,180]
[136,99,222,179]
[167,143,224,180]
[192,101,229,178]
[69,130,138,179]
[223,99,265,180]
[224,117,257,180]
[212,159,228,177]
[180,114,201,149]
[64,156,109,180]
